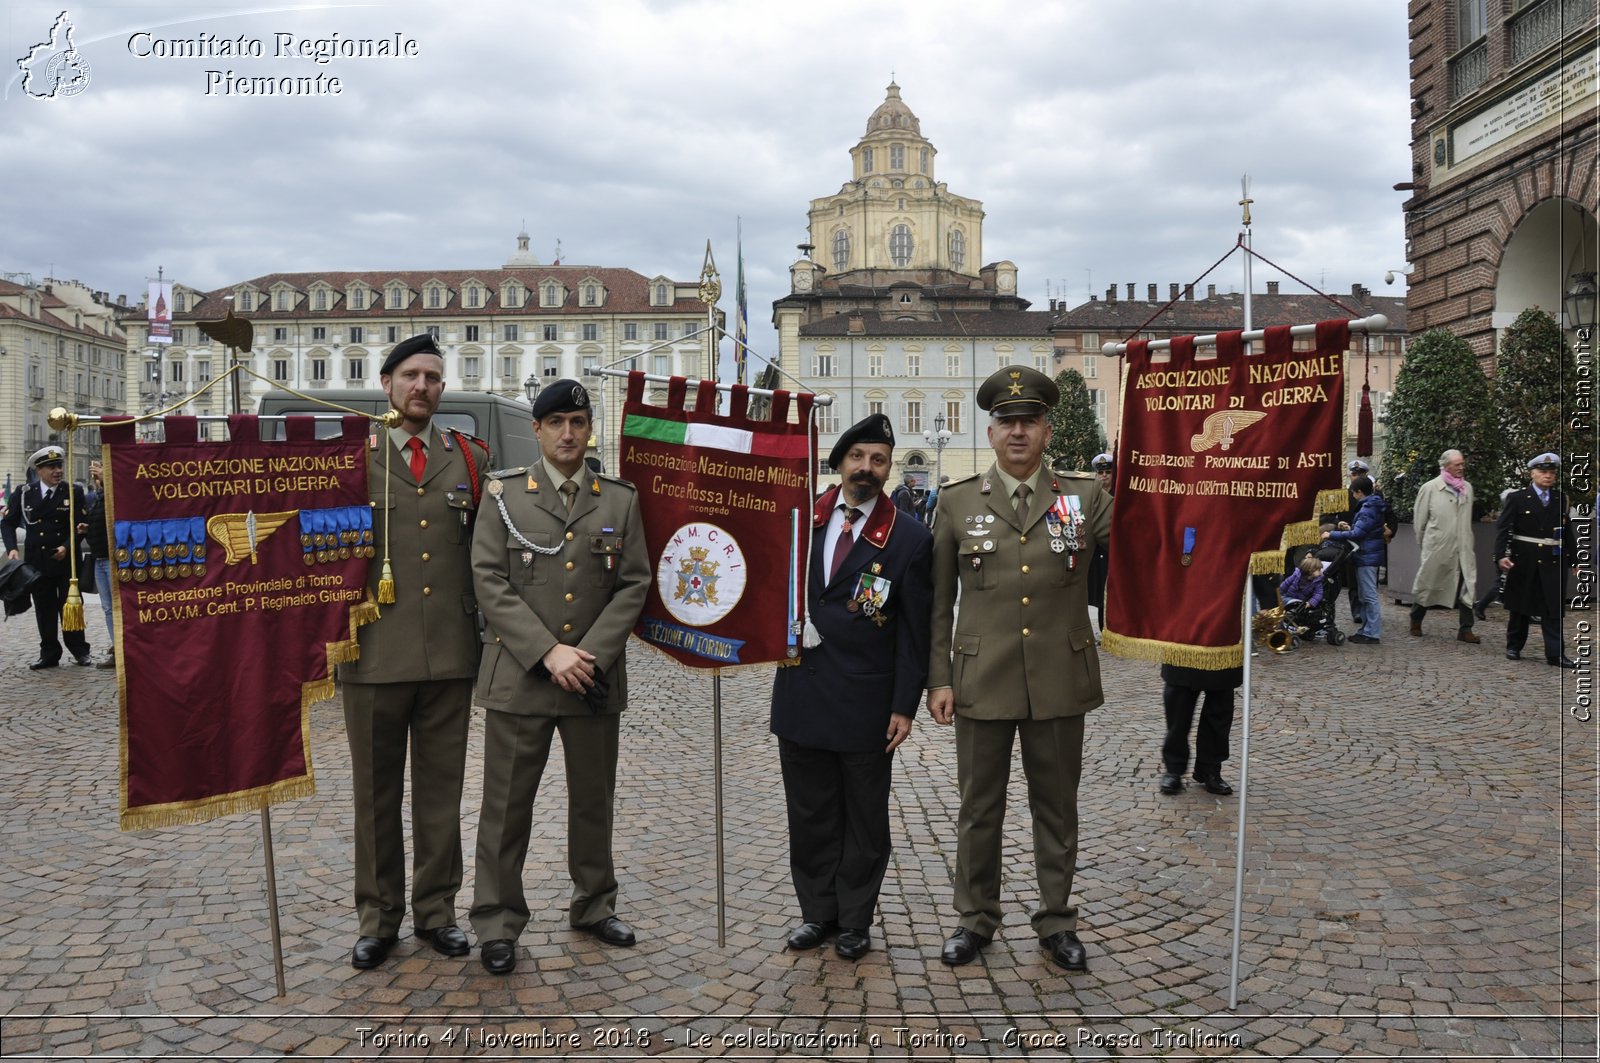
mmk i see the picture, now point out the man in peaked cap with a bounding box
[769,413,932,961]
[338,332,490,970]
[1496,452,1576,668]
[2,445,92,669]
[470,378,650,975]
[926,365,1112,973]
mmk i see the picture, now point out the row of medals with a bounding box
[965,513,1075,554]
[303,529,376,565]
[116,544,207,583]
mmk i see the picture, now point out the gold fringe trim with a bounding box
[1315,488,1348,516]
[120,774,315,832]
[349,598,381,629]
[1101,629,1243,669]
[1250,549,1288,575]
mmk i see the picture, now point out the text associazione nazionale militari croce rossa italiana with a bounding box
[127,29,422,96]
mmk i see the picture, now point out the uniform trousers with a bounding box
[29,570,90,664]
[1507,609,1563,661]
[954,713,1083,939]
[778,738,893,930]
[1161,684,1234,775]
[470,711,620,942]
[342,678,472,937]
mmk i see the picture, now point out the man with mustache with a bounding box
[770,413,932,960]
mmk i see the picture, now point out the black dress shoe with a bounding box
[480,938,516,975]
[785,920,837,950]
[28,659,60,671]
[575,915,636,947]
[1550,656,1577,669]
[834,927,871,960]
[941,928,990,966]
[1506,649,1522,661]
[1473,604,1488,621]
[1195,772,1234,796]
[71,654,92,666]
[1158,772,1184,795]
[415,924,470,957]
[1040,929,1088,972]
[350,935,398,969]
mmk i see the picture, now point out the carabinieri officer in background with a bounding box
[469,378,650,976]
[2,445,92,669]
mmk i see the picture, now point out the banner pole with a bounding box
[712,668,727,948]
[1228,570,1253,1009]
[260,808,288,998]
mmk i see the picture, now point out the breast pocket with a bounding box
[589,534,625,588]
[510,533,554,585]
[958,538,998,591]
[444,496,474,545]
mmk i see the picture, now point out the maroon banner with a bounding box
[1102,321,1349,667]
[103,414,373,830]
[618,372,815,668]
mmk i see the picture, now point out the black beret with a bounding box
[978,365,1058,415]
[380,333,444,375]
[828,413,895,470]
[531,378,591,421]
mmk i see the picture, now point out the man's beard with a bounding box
[845,471,882,503]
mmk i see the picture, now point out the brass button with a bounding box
[565,561,575,571]
[422,586,432,596]
[1021,596,1030,606]
[416,486,424,496]
[419,519,429,529]
[1022,627,1031,637]
[420,552,430,562]
[564,592,574,602]
[494,636,501,643]
[1019,535,1028,544]
[1021,564,1031,574]
[562,623,573,633]
[565,531,575,541]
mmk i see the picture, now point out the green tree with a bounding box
[1376,327,1500,521]
[1493,306,1592,501]
[1046,368,1106,471]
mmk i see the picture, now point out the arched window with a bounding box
[948,229,966,272]
[832,228,851,271]
[585,284,598,306]
[889,224,914,267]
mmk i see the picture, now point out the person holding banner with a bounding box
[1496,453,1575,668]
[770,413,932,961]
[2,445,92,669]
[338,334,488,971]
[927,365,1112,974]
[469,379,649,976]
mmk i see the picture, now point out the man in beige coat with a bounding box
[469,379,649,975]
[927,365,1112,973]
[1409,448,1480,643]
[340,333,489,970]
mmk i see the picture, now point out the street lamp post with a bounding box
[1565,272,1597,333]
[923,410,953,493]
[523,372,541,405]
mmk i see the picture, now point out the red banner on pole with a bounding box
[102,414,374,830]
[618,372,815,668]
[1102,321,1349,667]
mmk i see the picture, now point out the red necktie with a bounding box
[407,436,426,482]
[829,507,861,582]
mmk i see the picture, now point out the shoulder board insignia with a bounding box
[488,466,527,479]
[943,473,980,487]
[596,473,636,488]
[1060,470,1095,480]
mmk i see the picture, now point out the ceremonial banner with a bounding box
[102,414,374,830]
[1102,320,1349,667]
[619,373,815,668]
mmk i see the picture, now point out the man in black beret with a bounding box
[338,332,488,970]
[470,378,650,974]
[770,412,932,960]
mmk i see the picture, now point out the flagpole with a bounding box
[1229,569,1253,1009]
[712,668,727,948]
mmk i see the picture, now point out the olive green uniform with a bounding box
[468,461,649,942]
[928,463,1112,939]
[338,424,484,939]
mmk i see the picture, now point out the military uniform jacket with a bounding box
[928,465,1112,720]
[770,485,933,753]
[1494,485,1572,617]
[338,428,484,684]
[472,466,649,716]
[1,481,86,577]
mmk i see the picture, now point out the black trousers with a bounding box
[778,738,893,931]
[1507,610,1563,662]
[1162,683,1234,776]
[29,570,90,664]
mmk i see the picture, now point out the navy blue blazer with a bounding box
[770,485,933,753]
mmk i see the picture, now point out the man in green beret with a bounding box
[926,365,1113,973]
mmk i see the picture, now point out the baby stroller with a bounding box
[1275,539,1355,648]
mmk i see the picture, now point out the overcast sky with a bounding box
[3,0,1412,369]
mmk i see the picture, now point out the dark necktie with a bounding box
[406,436,426,482]
[1014,483,1032,525]
[829,507,862,582]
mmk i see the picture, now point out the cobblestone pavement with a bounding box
[0,589,1594,1060]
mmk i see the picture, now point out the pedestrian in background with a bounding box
[1497,453,1575,668]
[1408,449,1480,644]
[1323,475,1386,644]
[2,446,91,669]
[85,460,115,668]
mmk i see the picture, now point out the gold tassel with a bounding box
[377,560,396,604]
[62,579,85,631]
